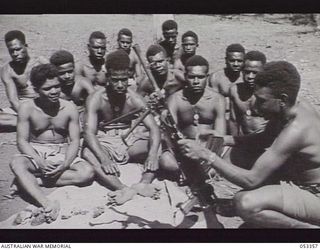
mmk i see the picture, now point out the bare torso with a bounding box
[26,99,73,143]
[208,69,242,96]
[272,100,320,183]
[230,82,267,134]
[75,57,106,88]
[173,88,222,139]
[1,57,46,99]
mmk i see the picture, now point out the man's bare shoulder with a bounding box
[75,75,92,87]
[168,89,184,102]
[204,88,224,101]
[127,88,147,107]
[209,69,225,79]
[59,98,78,111]
[19,99,34,111]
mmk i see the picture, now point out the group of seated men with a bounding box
[1,19,320,228]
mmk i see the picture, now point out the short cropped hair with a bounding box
[89,31,106,41]
[226,43,245,55]
[50,50,74,66]
[185,55,209,72]
[146,44,167,59]
[245,50,267,64]
[30,64,58,89]
[162,20,178,31]
[5,30,26,44]
[105,49,130,71]
[117,28,133,40]
[255,61,301,105]
[182,31,198,44]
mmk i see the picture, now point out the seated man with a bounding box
[50,50,95,127]
[179,61,320,228]
[82,50,161,205]
[0,30,47,131]
[159,55,226,183]
[116,28,143,88]
[229,50,268,136]
[158,19,181,65]
[207,43,245,135]
[137,44,184,99]
[173,31,199,83]
[10,64,94,223]
[75,31,107,89]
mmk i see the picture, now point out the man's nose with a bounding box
[193,77,200,84]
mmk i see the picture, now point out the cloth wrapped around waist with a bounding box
[97,123,148,165]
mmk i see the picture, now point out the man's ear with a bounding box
[279,93,289,106]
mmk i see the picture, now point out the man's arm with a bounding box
[84,92,111,164]
[133,54,143,83]
[173,59,185,83]
[207,72,219,92]
[16,103,46,168]
[62,103,80,168]
[81,77,95,95]
[213,93,226,136]
[136,76,152,97]
[0,66,20,112]
[74,62,84,77]
[180,124,302,189]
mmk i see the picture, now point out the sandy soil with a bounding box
[0,14,320,226]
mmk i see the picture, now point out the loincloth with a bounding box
[16,142,84,176]
[280,181,320,224]
[97,127,148,165]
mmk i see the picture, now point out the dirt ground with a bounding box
[0,14,320,226]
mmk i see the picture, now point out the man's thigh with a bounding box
[12,155,40,174]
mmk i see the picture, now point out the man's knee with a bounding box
[159,152,179,172]
[10,156,30,175]
[74,162,95,185]
[234,191,260,220]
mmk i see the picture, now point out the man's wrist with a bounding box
[200,151,217,167]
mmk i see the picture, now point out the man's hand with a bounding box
[178,139,211,162]
[143,153,159,172]
[101,159,120,176]
[44,163,68,179]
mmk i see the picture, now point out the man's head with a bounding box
[30,64,60,103]
[184,55,209,93]
[5,30,28,63]
[88,31,107,60]
[105,49,130,94]
[162,20,178,48]
[50,50,75,86]
[225,43,245,72]
[146,44,169,76]
[243,50,267,87]
[117,28,133,53]
[181,31,198,56]
[254,61,301,119]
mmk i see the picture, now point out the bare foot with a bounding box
[132,183,162,199]
[107,187,137,206]
[44,200,60,223]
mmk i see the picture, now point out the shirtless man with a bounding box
[173,31,199,83]
[117,28,143,87]
[207,43,245,135]
[75,31,107,89]
[137,44,183,99]
[229,50,268,136]
[82,50,161,205]
[159,55,226,182]
[158,20,181,65]
[179,61,320,228]
[50,50,95,124]
[0,30,47,131]
[10,64,94,223]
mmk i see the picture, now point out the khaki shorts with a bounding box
[281,181,320,225]
[16,142,84,175]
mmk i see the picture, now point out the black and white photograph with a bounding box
[1,14,320,233]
